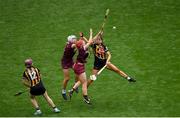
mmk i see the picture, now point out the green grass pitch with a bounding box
[0,0,179,117]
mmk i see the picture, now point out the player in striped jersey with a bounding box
[22,59,60,115]
[88,31,136,86]
[68,30,136,92]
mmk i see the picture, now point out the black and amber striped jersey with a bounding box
[91,43,109,60]
[22,66,41,87]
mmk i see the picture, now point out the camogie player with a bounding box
[69,30,136,91]
[88,31,136,86]
[61,35,78,100]
[22,59,60,115]
[68,29,93,105]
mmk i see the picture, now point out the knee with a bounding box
[43,93,50,99]
[81,79,87,85]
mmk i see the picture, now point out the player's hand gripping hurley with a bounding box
[90,65,107,81]
[14,88,29,96]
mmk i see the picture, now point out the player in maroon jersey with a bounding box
[68,30,136,92]
[61,35,78,100]
[68,29,93,105]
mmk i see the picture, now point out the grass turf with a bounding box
[0,0,179,116]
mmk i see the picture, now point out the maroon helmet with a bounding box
[24,58,33,67]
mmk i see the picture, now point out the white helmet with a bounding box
[67,35,77,42]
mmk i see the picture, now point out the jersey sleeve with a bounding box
[22,71,28,80]
[37,68,40,73]
[36,68,41,78]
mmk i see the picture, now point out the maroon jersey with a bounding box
[73,46,89,75]
[61,42,76,69]
[76,46,89,63]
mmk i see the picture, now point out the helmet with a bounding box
[67,35,77,42]
[25,58,33,67]
[76,39,84,48]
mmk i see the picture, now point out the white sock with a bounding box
[62,89,66,94]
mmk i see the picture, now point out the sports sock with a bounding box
[83,95,88,100]
[72,88,76,91]
[62,89,66,94]
[36,107,40,110]
[69,88,75,94]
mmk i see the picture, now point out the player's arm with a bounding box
[84,28,93,49]
[106,51,111,64]
[22,72,31,88]
[22,78,31,88]
[79,32,89,43]
[71,44,76,48]
[93,30,103,40]
[83,37,89,42]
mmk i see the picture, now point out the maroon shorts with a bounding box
[73,63,85,75]
[61,60,74,69]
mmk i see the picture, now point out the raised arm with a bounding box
[92,30,103,40]
[79,32,89,43]
[84,28,93,49]
[89,28,93,40]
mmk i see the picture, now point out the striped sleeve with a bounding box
[22,71,28,80]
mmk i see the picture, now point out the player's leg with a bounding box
[73,80,81,90]
[73,74,79,93]
[30,95,42,115]
[68,63,81,98]
[87,69,99,87]
[75,74,79,82]
[106,62,136,82]
[69,73,91,104]
[62,69,70,89]
[88,59,106,87]
[71,74,95,89]
[68,75,80,99]
[106,62,128,77]
[78,73,87,95]
[62,68,70,100]
[43,91,60,113]
[68,79,81,99]
[78,72,91,104]
[70,74,85,91]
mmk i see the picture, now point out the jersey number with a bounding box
[29,71,36,80]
